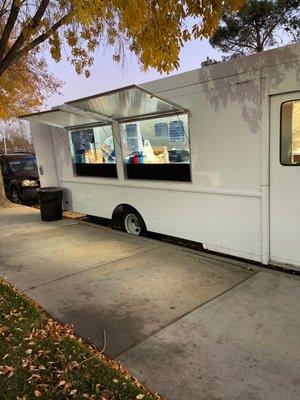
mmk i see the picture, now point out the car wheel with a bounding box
[122,209,146,236]
[10,187,23,204]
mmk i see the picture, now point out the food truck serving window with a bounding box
[69,125,117,178]
[120,114,191,182]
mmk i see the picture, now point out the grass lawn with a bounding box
[0,280,160,400]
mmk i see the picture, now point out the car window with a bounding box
[8,156,37,173]
[0,158,7,173]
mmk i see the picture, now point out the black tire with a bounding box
[122,208,146,236]
[9,186,23,204]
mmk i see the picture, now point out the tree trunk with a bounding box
[0,165,11,207]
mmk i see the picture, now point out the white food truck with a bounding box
[22,43,300,271]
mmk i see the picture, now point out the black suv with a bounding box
[0,152,40,204]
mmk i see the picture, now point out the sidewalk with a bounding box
[0,205,299,399]
[119,271,300,400]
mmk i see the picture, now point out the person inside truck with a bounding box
[101,135,116,162]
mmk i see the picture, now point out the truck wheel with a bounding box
[122,209,146,236]
[10,187,23,204]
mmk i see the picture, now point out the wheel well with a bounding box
[111,204,147,229]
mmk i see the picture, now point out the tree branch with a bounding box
[221,37,257,52]
[0,14,69,76]
[254,19,263,52]
[0,0,10,20]
[0,0,50,74]
[0,0,20,62]
[19,13,69,56]
[261,7,290,47]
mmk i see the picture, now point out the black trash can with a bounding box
[37,187,63,221]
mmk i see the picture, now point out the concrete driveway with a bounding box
[0,205,299,400]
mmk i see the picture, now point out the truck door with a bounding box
[270,93,300,269]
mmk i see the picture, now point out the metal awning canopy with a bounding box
[20,108,108,129]
[67,85,188,121]
[20,84,188,128]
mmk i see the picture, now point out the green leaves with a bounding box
[209,0,300,58]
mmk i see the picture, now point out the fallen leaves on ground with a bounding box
[0,279,162,400]
[0,365,15,378]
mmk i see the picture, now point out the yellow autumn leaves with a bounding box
[0,54,61,119]
[0,0,245,118]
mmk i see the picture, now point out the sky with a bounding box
[45,38,221,109]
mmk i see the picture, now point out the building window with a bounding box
[120,114,191,181]
[69,125,117,178]
[281,100,300,165]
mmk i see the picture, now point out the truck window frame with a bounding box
[68,124,118,179]
[280,99,300,167]
[119,112,192,183]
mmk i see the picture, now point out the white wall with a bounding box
[31,122,59,187]
[62,179,261,260]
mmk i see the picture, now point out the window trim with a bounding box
[119,112,192,183]
[125,163,191,182]
[118,110,189,124]
[0,157,8,173]
[68,123,118,179]
[280,99,300,167]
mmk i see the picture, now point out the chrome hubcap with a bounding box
[124,213,141,235]
[11,190,21,204]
